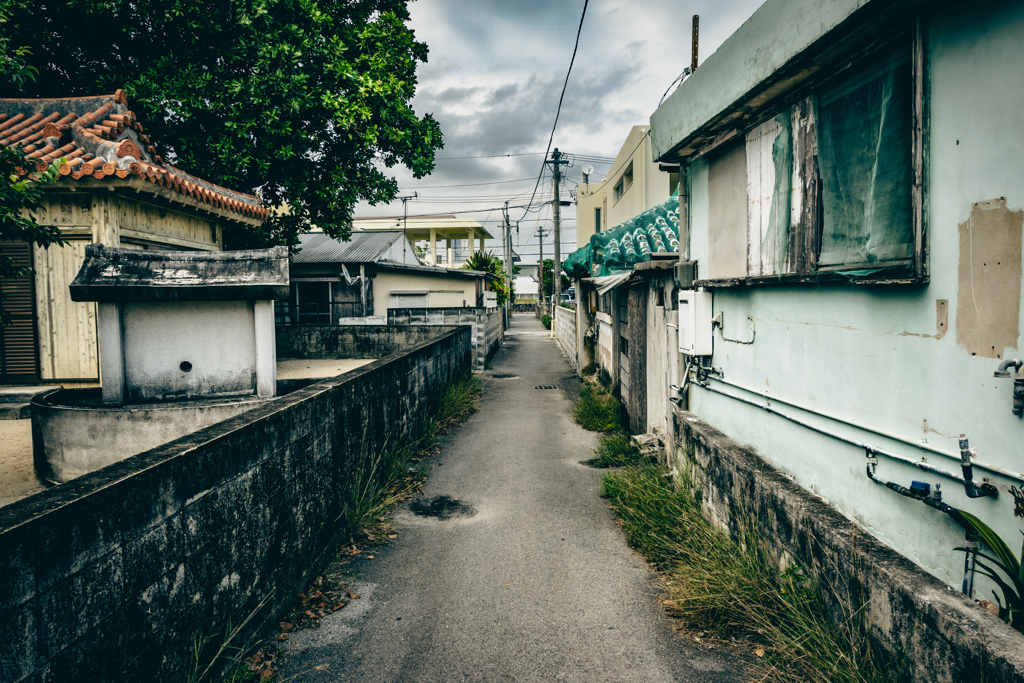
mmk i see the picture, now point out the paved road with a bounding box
[283,315,744,682]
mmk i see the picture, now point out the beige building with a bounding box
[0,90,267,385]
[352,215,493,267]
[575,125,679,250]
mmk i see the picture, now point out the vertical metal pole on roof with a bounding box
[691,15,699,74]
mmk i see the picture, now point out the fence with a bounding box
[387,307,503,370]
[553,305,577,370]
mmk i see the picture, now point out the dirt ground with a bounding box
[0,419,47,508]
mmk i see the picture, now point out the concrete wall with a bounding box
[0,327,472,682]
[388,307,503,371]
[372,270,480,316]
[679,1,1024,594]
[553,305,577,370]
[277,324,464,360]
[674,412,1024,683]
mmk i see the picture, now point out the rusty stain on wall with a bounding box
[956,198,1023,358]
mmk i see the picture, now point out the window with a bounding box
[614,162,634,202]
[391,291,428,308]
[696,28,922,286]
[595,207,602,233]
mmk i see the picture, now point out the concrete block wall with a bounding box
[0,328,472,683]
[553,305,577,370]
[388,308,503,370]
[276,324,463,360]
[674,412,1024,683]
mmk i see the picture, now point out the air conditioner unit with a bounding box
[678,290,712,355]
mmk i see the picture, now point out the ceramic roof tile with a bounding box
[0,89,267,223]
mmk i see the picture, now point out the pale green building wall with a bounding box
[680,2,1024,590]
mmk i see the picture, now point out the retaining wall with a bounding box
[673,411,1024,683]
[387,307,502,370]
[553,305,577,370]
[276,324,462,360]
[0,328,472,682]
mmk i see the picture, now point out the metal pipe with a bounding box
[695,380,967,484]
[702,374,1024,484]
[994,358,1022,378]
[958,435,999,498]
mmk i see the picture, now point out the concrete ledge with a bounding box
[674,411,1024,683]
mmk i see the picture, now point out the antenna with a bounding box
[582,164,595,183]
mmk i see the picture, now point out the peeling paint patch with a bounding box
[956,198,1023,358]
[898,300,948,339]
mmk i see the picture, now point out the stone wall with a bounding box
[276,324,463,360]
[0,328,472,682]
[673,412,1024,683]
[553,305,577,370]
[387,308,502,370]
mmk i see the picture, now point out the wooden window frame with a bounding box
[696,17,926,290]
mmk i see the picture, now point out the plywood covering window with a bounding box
[696,24,924,288]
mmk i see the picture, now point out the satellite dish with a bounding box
[583,164,595,176]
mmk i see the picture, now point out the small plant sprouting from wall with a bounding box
[601,463,893,683]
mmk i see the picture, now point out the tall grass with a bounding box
[602,464,894,683]
[573,383,622,432]
[584,433,645,468]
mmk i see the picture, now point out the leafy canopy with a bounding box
[2,0,443,247]
[461,250,515,306]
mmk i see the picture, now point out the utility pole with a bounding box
[537,225,545,312]
[502,201,512,326]
[545,148,570,317]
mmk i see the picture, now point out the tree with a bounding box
[541,259,570,300]
[0,4,66,323]
[2,0,443,247]
[461,250,515,306]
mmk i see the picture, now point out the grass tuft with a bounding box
[541,314,552,329]
[584,433,645,468]
[573,382,622,432]
[602,463,893,683]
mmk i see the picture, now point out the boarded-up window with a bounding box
[817,49,913,268]
[746,114,795,276]
[391,292,428,308]
[706,140,748,279]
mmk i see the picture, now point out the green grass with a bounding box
[602,464,894,683]
[541,314,552,329]
[573,383,622,432]
[584,433,645,468]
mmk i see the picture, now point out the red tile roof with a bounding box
[0,89,268,223]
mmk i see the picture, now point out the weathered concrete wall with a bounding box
[553,305,577,370]
[676,1,1024,594]
[388,307,503,371]
[276,324,463,360]
[0,327,472,682]
[673,412,1024,683]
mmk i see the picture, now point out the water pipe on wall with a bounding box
[865,450,978,595]
[993,358,1023,416]
[959,435,999,498]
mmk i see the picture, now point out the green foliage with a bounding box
[573,382,621,432]
[541,258,570,299]
[955,509,1024,632]
[602,464,893,683]
[584,433,644,468]
[462,250,514,305]
[540,314,551,329]
[3,0,443,247]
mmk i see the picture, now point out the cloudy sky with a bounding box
[355,0,766,262]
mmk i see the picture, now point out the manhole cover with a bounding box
[490,374,517,378]
[409,495,477,520]
[533,385,559,390]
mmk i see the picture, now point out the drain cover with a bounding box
[409,495,477,520]
[490,374,517,378]
[533,385,558,390]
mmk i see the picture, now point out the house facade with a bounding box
[0,90,267,385]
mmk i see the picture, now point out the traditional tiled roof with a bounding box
[0,89,268,223]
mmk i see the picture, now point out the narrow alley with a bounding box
[282,314,744,682]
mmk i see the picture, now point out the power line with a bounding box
[398,177,535,190]
[520,0,590,222]
[435,152,546,160]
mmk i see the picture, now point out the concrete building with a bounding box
[514,262,540,302]
[280,231,496,324]
[575,125,679,251]
[0,90,268,386]
[352,215,493,267]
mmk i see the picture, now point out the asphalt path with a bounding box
[282,314,745,682]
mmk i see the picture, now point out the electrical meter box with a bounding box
[678,289,713,355]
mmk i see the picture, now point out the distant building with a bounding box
[352,215,493,267]
[514,262,540,301]
[279,231,496,324]
[0,90,267,385]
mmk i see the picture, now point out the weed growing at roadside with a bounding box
[573,383,622,432]
[602,464,892,683]
[541,314,552,329]
[584,433,645,468]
